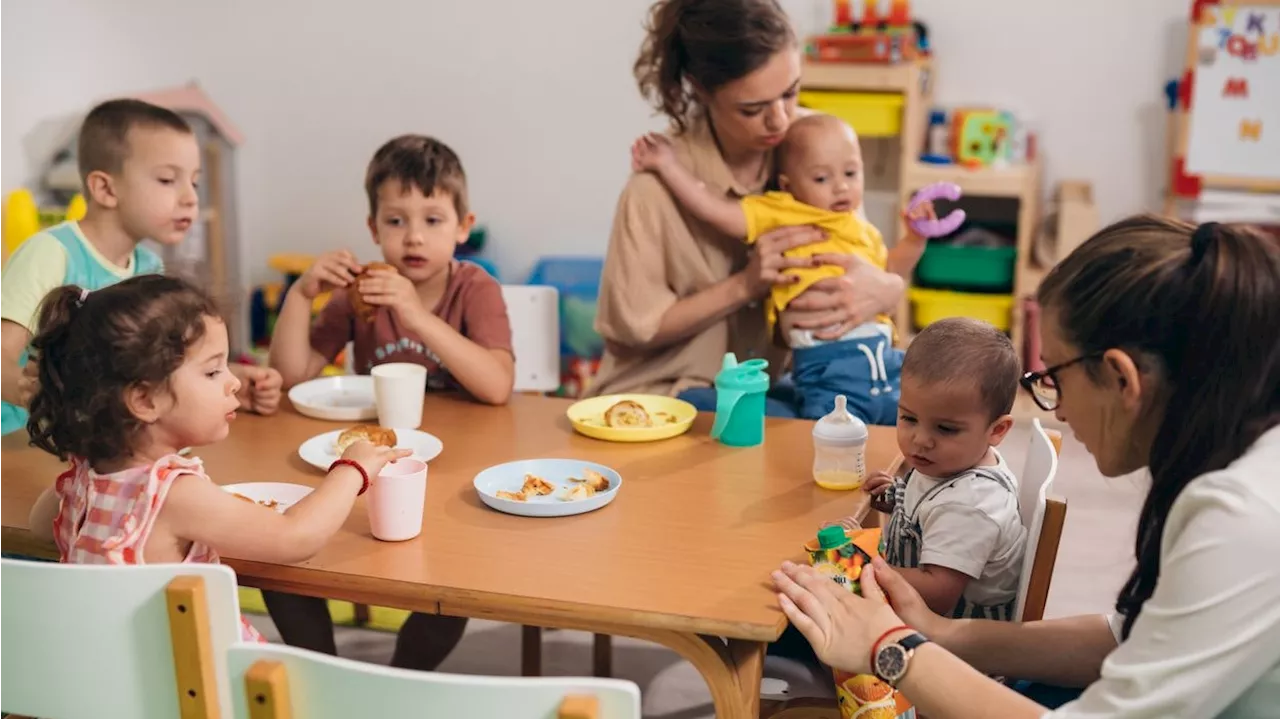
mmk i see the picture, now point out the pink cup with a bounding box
[366,458,427,541]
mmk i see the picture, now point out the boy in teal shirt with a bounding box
[1,99,281,434]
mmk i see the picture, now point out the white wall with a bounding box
[2,0,1189,286]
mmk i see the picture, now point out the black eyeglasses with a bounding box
[1020,353,1104,411]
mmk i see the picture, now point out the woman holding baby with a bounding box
[590,0,905,414]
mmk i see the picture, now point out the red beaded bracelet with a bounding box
[328,459,371,496]
[869,624,912,674]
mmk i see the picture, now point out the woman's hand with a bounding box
[774,558,950,673]
[743,225,826,297]
[773,559,910,674]
[783,254,905,340]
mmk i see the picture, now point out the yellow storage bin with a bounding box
[798,91,905,137]
[909,287,1015,332]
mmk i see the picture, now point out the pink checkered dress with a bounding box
[52,454,265,643]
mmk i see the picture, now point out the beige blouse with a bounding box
[590,116,788,397]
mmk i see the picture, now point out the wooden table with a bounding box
[1,395,894,718]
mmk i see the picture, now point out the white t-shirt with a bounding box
[1049,425,1280,718]
[906,451,1026,608]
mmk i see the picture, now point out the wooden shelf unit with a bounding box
[800,59,1051,421]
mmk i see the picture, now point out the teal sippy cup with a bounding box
[710,353,770,447]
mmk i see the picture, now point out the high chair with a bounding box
[227,642,641,718]
[0,559,242,719]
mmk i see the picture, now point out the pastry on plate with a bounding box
[496,490,527,502]
[561,483,595,502]
[335,424,398,454]
[349,261,398,323]
[579,468,610,492]
[603,399,652,428]
[521,474,555,497]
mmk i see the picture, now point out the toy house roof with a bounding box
[131,81,244,146]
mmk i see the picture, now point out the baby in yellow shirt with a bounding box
[631,114,933,423]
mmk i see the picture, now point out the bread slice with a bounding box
[603,399,651,428]
[335,424,398,454]
[349,261,398,323]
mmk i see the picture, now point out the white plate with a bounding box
[289,376,377,422]
[298,428,444,471]
[223,482,313,513]
[473,459,621,518]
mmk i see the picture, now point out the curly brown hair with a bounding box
[26,275,221,467]
[634,0,795,131]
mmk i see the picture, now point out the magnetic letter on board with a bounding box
[1240,119,1263,141]
[1223,77,1250,98]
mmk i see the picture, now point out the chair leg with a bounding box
[592,633,612,677]
[522,625,543,676]
[353,602,371,627]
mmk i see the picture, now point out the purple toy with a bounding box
[908,182,966,238]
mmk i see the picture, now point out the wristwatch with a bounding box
[872,632,930,686]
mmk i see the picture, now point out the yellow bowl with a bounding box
[567,394,697,443]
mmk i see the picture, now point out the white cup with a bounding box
[367,458,427,542]
[371,363,426,429]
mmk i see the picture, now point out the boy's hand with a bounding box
[901,200,937,244]
[358,267,428,325]
[864,470,898,514]
[296,250,363,300]
[232,365,284,415]
[337,440,413,481]
[631,132,677,174]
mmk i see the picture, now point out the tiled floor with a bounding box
[248,422,1146,718]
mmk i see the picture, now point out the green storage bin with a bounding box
[915,244,1016,292]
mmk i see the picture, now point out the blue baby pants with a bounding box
[791,335,903,424]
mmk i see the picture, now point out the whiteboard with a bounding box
[1184,3,1280,181]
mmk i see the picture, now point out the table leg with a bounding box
[648,633,765,719]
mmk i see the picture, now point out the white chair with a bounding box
[0,559,243,719]
[1013,419,1068,622]
[501,284,561,393]
[226,642,641,719]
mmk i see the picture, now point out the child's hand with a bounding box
[232,365,284,415]
[864,470,898,514]
[337,440,413,481]
[901,200,937,244]
[296,250,363,300]
[631,132,676,174]
[357,267,428,326]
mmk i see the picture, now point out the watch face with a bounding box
[876,644,908,683]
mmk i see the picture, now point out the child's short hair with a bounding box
[365,135,469,220]
[27,275,221,467]
[77,99,193,185]
[902,317,1020,420]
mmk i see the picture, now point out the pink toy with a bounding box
[908,182,965,238]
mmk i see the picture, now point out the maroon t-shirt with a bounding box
[310,261,513,391]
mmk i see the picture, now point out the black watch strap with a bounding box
[899,632,930,651]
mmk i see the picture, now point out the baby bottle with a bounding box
[812,395,868,491]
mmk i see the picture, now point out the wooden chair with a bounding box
[227,642,641,718]
[0,559,242,719]
[500,284,614,677]
[1013,419,1068,622]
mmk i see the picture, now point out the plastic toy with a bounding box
[2,189,87,260]
[808,0,920,65]
[908,182,965,238]
[952,109,1012,168]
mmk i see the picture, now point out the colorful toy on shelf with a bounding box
[808,0,920,64]
[908,182,966,238]
[951,109,1013,168]
[921,109,952,164]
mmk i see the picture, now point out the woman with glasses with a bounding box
[771,215,1280,717]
